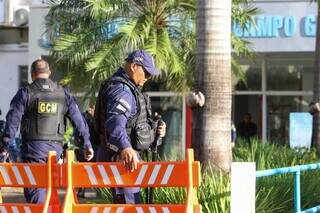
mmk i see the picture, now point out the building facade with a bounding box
[233,0,317,144]
[0,0,47,120]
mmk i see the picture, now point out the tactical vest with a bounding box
[95,75,156,151]
[21,78,67,142]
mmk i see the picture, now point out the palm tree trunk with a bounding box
[313,2,320,155]
[193,0,232,171]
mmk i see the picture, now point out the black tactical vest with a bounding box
[21,78,67,142]
[95,75,156,151]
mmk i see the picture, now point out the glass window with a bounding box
[267,96,312,145]
[234,61,262,91]
[150,96,183,160]
[267,59,314,91]
[0,28,28,44]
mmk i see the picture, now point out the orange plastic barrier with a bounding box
[0,151,60,213]
[62,149,202,213]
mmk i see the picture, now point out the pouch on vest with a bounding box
[132,122,155,151]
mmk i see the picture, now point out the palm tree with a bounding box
[193,0,232,171]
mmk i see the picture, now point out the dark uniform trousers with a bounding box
[22,157,47,203]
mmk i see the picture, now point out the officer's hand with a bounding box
[120,147,139,172]
[0,149,8,157]
[83,148,94,161]
[157,121,166,138]
[0,147,9,162]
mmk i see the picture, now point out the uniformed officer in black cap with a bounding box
[1,58,94,203]
[95,50,166,204]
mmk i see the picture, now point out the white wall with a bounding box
[0,1,48,120]
[0,0,4,23]
[0,46,28,120]
[28,4,49,79]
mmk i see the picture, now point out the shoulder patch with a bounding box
[118,98,131,111]
[123,84,131,92]
[116,104,127,113]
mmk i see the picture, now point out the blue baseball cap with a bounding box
[125,50,160,76]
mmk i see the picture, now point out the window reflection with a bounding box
[267,96,311,144]
[267,59,314,91]
[234,62,262,91]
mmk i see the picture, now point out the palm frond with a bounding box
[85,0,130,19]
[231,59,247,85]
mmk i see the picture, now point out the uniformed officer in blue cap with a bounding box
[95,50,166,204]
[1,58,94,203]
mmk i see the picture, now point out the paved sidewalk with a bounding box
[0,187,25,203]
[0,187,98,203]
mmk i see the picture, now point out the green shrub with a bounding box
[198,169,230,213]
[234,138,320,213]
[233,138,318,169]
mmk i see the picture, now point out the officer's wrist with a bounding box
[118,143,132,153]
[82,143,92,150]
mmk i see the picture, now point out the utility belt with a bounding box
[104,143,142,162]
[24,139,63,145]
[105,143,120,153]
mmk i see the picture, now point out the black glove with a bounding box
[152,114,164,148]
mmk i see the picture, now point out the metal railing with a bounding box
[256,163,320,213]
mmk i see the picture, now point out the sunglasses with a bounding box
[135,64,150,77]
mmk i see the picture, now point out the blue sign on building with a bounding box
[233,15,317,38]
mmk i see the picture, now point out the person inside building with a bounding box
[309,102,320,115]
[95,50,166,204]
[74,103,99,162]
[237,113,257,143]
[74,103,99,198]
[1,58,94,203]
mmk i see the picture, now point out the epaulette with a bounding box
[122,83,131,92]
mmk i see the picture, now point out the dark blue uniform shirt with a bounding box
[104,68,138,151]
[3,80,92,160]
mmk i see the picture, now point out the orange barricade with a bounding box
[0,151,60,213]
[61,149,202,213]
